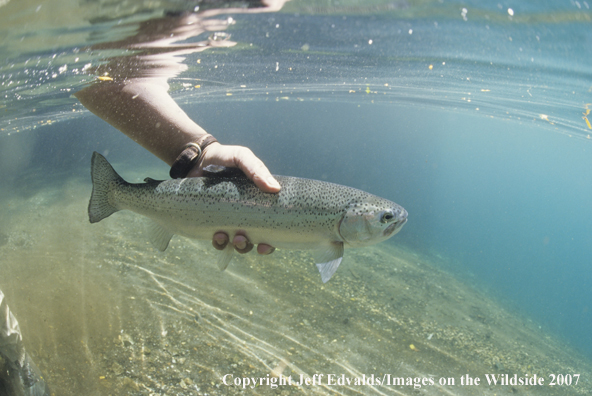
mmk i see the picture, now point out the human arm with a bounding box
[75,79,279,254]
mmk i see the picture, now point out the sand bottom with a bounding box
[0,174,590,395]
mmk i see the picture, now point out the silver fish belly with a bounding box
[88,152,407,282]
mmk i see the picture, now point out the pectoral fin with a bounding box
[314,242,344,283]
[147,221,174,251]
[217,243,234,271]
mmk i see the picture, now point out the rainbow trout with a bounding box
[88,152,407,282]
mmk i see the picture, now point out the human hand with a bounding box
[188,142,281,193]
[212,232,276,255]
[190,142,279,255]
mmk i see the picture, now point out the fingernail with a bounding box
[267,176,281,189]
[236,241,247,250]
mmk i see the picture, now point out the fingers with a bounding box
[235,150,281,193]
[212,232,228,250]
[195,143,281,193]
[257,244,276,255]
[212,232,275,255]
[232,234,254,254]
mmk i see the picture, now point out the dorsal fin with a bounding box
[202,165,246,178]
[144,177,165,184]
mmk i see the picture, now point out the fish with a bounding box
[88,152,408,282]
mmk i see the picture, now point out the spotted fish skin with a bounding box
[88,152,407,282]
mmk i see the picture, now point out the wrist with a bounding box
[169,134,218,179]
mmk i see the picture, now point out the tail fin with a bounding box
[88,152,125,223]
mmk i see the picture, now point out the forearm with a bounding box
[75,79,207,165]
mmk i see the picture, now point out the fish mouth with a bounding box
[384,209,408,236]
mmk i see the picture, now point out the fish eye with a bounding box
[380,211,394,223]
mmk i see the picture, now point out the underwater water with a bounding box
[1,0,592,395]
